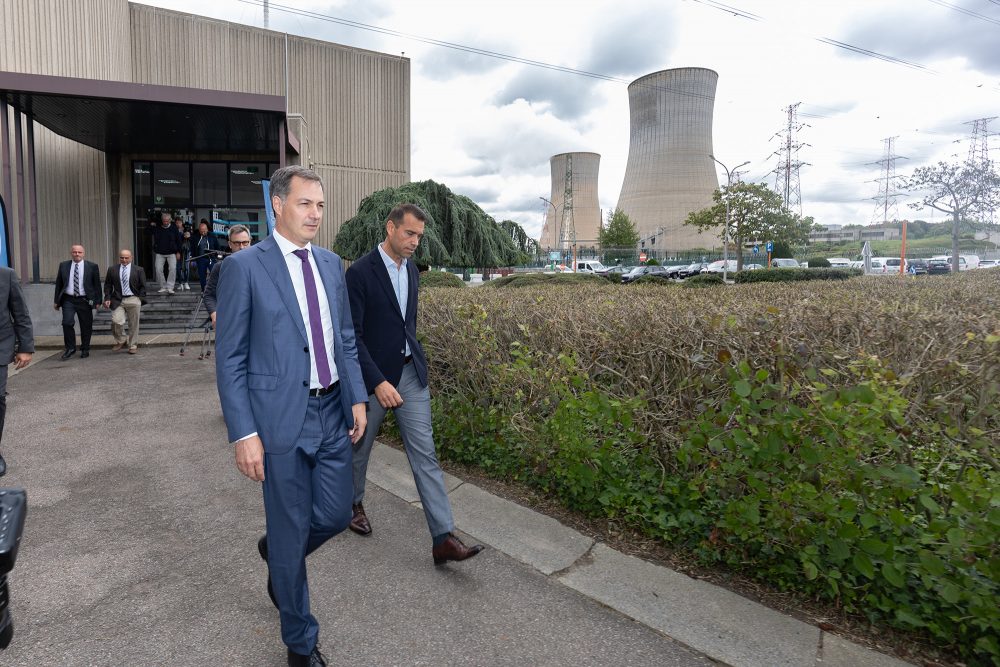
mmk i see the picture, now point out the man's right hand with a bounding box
[53,303,59,311]
[235,435,265,481]
[210,312,217,329]
[374,381,403,409]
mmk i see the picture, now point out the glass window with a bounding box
[153,162,190,208]
[133,162,152,209]
[230,162,266,206]
[193,162,228,205]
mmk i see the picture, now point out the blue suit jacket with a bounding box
[214,235,367,454]
[345,247,428,395]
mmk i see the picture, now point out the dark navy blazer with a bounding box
[345,246,428,395]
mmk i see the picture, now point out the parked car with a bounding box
[677,262,707,279]
[575,259,608,274]
[598,265,630,280]
[743,263,764,271]
[770,258,799,268]
[905,258,929,274]
[663,264,685,279]
[978,259,999,269]
[930,255,969,271]
[927,258,951,275]
[621,265,670,283]
[703,259,738,273]
[826,257,851,268]
[883,257,904,274]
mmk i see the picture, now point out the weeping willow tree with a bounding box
[334,180,525,267]
[499,219,539,264]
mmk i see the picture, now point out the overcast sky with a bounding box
[146,0,1000,238]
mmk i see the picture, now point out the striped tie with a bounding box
[121,265,128,296]
[73,263,80,296]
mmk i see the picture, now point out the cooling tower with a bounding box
[616,68,719,252]
[540,152,601,251]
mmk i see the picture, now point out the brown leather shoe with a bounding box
[432,534,484,566]
[111,343,124,352]
[349,503,372,536]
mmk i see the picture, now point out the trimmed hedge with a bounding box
[735,267,861,282]
[420,272,1000,664]
[684,272,724,287]
[481,272,608,288]
[420,271,465,288]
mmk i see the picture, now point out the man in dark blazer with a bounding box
[103,249,147,354]
[345,203,483,565]
[1,266,33,476]
[190,219,221,292]
[53,244,102,360]
[215,166,368,667]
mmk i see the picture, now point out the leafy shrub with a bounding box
[735,267,861,282]
[806,257,832,268]
[482,272,607,288]
[421,272,1000,663]
[631,275,675,286]
[420,271,465,288]
[644,258,660,265]
[684,273,724,287]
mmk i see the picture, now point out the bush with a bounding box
[684,273,724,287]
[644,258,660,265]
[421,272,1000,664]
[807,257,832,268]
[482,272,607,288]
[735,267,860,282]
[420,271,465,288]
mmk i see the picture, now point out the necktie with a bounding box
[73,263,80,296]
[292,249,332,388]
[121,265,128,295]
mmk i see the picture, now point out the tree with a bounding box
[499,219,539,265]
[905,160,1000,272]
[683,182,814,271]
[334,180,521,268]
[599,208,640,251]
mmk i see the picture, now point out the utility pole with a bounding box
[869,136,907,225]
[560,154,577,270]
[710,155,750,282]
[964,116,997,224]
[770,102,809,215]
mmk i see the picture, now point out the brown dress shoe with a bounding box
[432,534,484,566]
[349,503,372,535]
[111,343,124,352]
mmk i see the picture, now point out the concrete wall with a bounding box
[1,0,409,282]
[541,152,601,251]
[616,68,720,252]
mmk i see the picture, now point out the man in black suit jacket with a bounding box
[103,249,147,354]
[345,203,483,565]
[53,244,102,360]
[1,266,34,476]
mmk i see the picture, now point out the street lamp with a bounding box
[709,155,750,282]
[539,196,561,268]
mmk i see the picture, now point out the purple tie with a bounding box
[293,249,333,388]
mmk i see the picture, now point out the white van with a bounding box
[575,259,607,274]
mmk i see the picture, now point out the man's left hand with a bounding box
[13,352,31,370]
[349,403,367,445]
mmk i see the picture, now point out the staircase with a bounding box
[93,286,210,335]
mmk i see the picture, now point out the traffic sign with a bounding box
[639,251,647,262]
[765,241,773,252]
[752,246,759,255]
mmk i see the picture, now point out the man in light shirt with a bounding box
[103,249,147,354]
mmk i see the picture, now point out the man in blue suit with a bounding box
[346,203,483,565]
[215,165,367,667]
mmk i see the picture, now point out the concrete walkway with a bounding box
[1,343,912,666]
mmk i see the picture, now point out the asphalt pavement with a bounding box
[0,339,913,666]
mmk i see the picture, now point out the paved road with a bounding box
[2,343,913,666]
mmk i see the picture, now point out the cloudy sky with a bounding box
[145,0,1000,238]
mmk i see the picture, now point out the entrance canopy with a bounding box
[0,70,291,155]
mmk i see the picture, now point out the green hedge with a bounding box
[482,272,607,288]
[684,273,724,287]
[419,271,465,288]
[420,273,1000,664]
[735,267,861,282]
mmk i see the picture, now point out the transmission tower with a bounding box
[869,136,907,225]
[559,154,576,251]
[964,116,997,224]
[770,102,809,215]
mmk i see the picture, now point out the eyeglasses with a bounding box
[230,240,251,247]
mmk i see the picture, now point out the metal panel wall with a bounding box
[0,0,131,280]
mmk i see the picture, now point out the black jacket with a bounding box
[150,224,183,255]
[103,263,148,310]
[54,260,103,307]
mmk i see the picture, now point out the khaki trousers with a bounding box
[111,296,142,347]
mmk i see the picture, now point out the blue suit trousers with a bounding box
[262,388,353,655]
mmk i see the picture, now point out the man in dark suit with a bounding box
[103,249,147,354]
[0,266,33,477]
[215,166,368,667]
[53,244,102,360]
[345,203,484,565]
[190,219,221,292]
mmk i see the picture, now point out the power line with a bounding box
[924,0,1000,26]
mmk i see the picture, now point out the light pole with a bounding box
[709,155,750,282]
[540,196,561,268]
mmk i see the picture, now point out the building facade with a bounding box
[1,0,410,287]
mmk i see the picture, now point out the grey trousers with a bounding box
[154,253,176,290]
[352,362,455,538]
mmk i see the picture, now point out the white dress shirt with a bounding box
[120,263,134,297]
[273,230,340,389]
[377,243,410,356]
[65,260,85,296]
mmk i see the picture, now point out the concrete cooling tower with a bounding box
[539,152,601,251]
[616,67,720,252]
